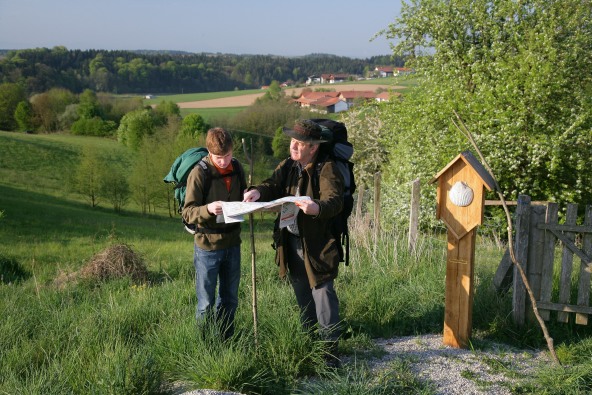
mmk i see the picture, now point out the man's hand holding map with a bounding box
[220,196,312,226]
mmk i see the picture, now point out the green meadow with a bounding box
[1,130,591,394]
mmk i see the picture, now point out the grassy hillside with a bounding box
[0,132,130,197]
[1,131,591,394]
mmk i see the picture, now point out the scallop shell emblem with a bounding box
[449,181,474,207]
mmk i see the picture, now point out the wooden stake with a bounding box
[443,229,476,348]
[242,138,258,346]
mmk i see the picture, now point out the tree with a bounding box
[181,113,209,139]
[77,89,102,119]
[14,100,34,131]
[129,137,169,214]
[72,147,106,207]
[117,109,156,150]
[100,162,130,212]
[271,126,290,159]
[0,83,26,131]
[30,88,76,132]
[259,80,284,102]
[373,0,592,226]
[340,104,389,189]
[153,100,181,126]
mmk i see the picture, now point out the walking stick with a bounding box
[242,138,258,346]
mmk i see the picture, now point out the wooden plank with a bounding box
[493,247,512,294]
[547,229,592,266]
[537,302,592,315]
[527,205,546,299]
[539,203,558,321]
[538,224,592,233]
[557,204,578,323]
[443,231,460,347]
[485,200,549,206]
[576,206,592,325]
[443,229,476,348]
[513,195,531,326]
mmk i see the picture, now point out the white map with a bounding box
[220,196,311,224]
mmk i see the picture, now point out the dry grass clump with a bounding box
[79,244,148,283]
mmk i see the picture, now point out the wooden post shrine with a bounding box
[430,151,495,348]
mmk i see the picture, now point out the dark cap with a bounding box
[282,119,329,144]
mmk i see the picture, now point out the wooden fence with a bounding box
[493,195,592,326]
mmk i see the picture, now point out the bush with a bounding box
[71,117,116,136]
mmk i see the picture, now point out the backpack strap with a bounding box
[196,160,210,206]
[191,158,245,235]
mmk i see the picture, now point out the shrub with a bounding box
[71,117,116,136]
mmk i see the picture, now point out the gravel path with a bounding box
[178,334,547,395]
[366,334,546,395]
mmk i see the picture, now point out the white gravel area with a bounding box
[177,334,548,395]
[365,334,547,395]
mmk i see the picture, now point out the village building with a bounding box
[305,75,322,85]
[376,91,402,102]
[338,90,376,109]
[375,66,394,78]
[310,97,349,113]
[320,73,350,84]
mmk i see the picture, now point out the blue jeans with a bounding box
[194,244,241,339]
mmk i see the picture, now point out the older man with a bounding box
[243,119,344,366]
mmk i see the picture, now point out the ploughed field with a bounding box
[177,83,405,108]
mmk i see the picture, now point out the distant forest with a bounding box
[0,47,404,95]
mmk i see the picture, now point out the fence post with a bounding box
[513,194,531,326]
[408,178,420,253]
[355,187,364,219]
[373,172,381,242]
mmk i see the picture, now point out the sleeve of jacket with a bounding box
[181,166,213,227]
[314,159,344,219]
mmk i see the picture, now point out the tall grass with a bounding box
[1,132,591,394]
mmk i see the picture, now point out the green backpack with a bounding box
[163,147,209,215]
[163,147,245,234]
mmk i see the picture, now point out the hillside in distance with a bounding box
[0,47,403,95]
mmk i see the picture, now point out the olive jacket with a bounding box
[253,154,344,288]
[182,156,246,250]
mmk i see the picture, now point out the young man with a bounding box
[182,127,246,340]
[243,119,344,365]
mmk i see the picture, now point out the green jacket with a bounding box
[182,156,245,250]
[254,154,344,288]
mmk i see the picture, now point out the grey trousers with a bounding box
[287,233,341,341]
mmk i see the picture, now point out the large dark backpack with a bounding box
[163,147,244,234]
[311,118,356,266]
[281,119,356,265]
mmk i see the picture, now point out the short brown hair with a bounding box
[206,127,233,155]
